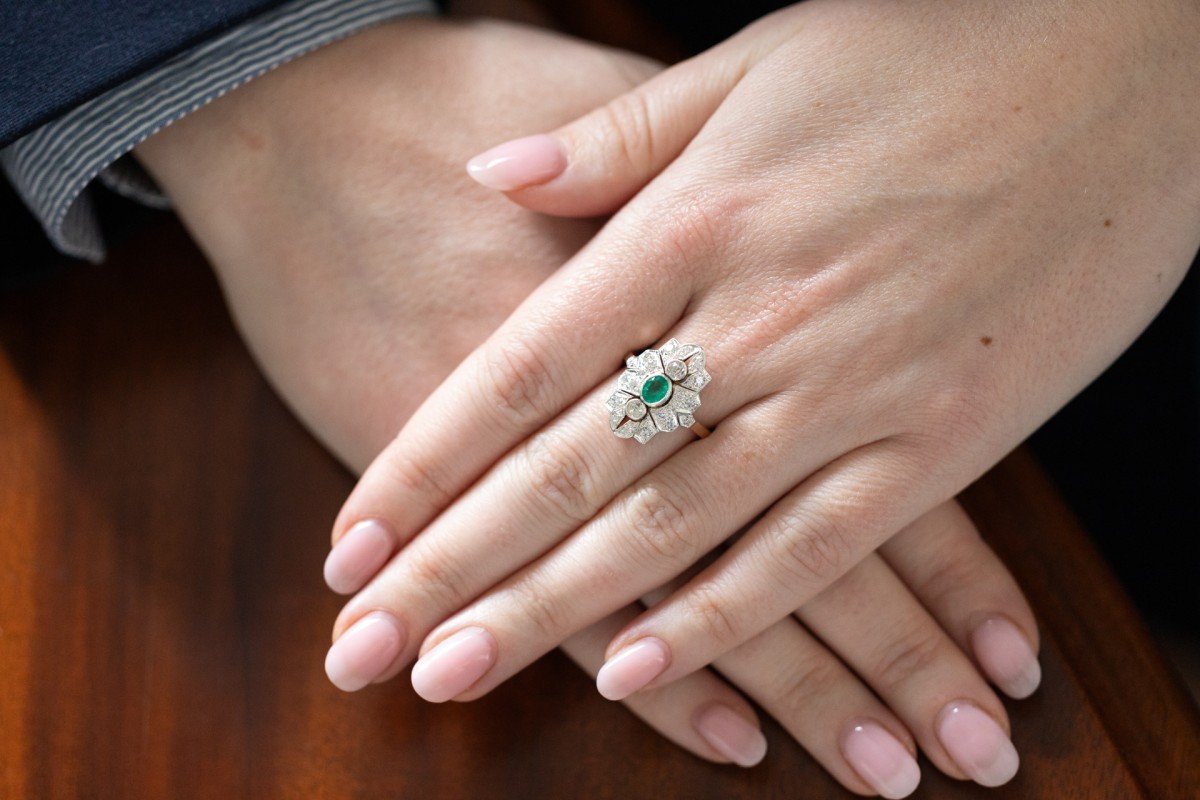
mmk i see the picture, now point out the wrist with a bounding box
[134,17,447,206]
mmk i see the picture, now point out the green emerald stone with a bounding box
[640,374,672,407]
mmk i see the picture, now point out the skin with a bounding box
[135,15,1042,793]
[337,0,1200,772]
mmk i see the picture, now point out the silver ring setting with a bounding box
[607,339,711,443]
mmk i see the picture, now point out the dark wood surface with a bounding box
[2,214,1199,799]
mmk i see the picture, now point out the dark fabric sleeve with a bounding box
[0,0,286,146]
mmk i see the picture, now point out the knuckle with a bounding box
[382,449,454,509]
[599,90,657,175]
[904,374,991,455]
[520,431,596,524]
[623,481,697,564]
[910,545,979,610]
[644,190,742,276]
[775,654,846,715]
[770,509,853,587]
[403,539,471,611]
[682,582,742,646]
[506,571,568,640]
[480,338,557,428]
[872,628,947,690]
[727,285,812,359]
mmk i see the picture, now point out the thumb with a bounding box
[464,39,758,218]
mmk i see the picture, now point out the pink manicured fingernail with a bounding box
[841,721,921,799]
[410,627,497,703]
[324,611,406,692]
[936,702,1020,787]
[971,616,1041,699]
[595,637,670,701]
[465,134,566,191]
[694,704,767,767]
[324,520,394,595]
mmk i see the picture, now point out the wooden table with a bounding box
[2,218,1198,798]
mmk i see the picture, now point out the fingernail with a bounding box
[971,616,1041,699]
[324,611,406,692]
[936,702,1020,787]
[841,721,921,799]
[694,704,768,767]
[465,134,566,191]
[595,637,670,701]
[324,520,394,595]
[410,627,497,703]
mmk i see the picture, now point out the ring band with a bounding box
[606,339,711,443]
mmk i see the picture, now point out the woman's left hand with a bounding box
[336,0,1200,703]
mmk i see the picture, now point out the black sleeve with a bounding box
[0,0,287,146]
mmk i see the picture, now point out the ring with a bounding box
[606,338,711,443]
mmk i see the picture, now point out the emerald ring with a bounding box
[606,339,711,443]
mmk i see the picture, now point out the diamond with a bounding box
[665,359,686,381]
[630,416,657,443]
[652,406,679,433]
[671,387,701,414]
[636,350,664,375]
[625,397,647,420]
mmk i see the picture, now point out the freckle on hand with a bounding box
[1103,218,1112,227]
[980,336,993,346]
[236,126,265,151]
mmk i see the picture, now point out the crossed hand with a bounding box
[138,3,1200,796]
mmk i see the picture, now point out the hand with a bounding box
[135,13,1040,793]
[337,0,1199,765]
[134,15,619,465]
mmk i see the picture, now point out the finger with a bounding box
[401,396,860,700]
[636,582,923,798]
[711,614,922,798]
[560,604,767,768]
[599,438,949,695]
[798,553,1020,788]
[881,500,1041,700]
[327,331,769,685]
[462,15,799,216]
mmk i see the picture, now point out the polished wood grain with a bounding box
[1,215,1197,798]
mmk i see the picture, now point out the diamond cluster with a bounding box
[606,339,711,443]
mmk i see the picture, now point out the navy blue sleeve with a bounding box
[0,1,285,146]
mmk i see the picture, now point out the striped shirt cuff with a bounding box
[1,0,435,263]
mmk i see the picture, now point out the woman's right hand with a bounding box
[135,14,1038,795]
